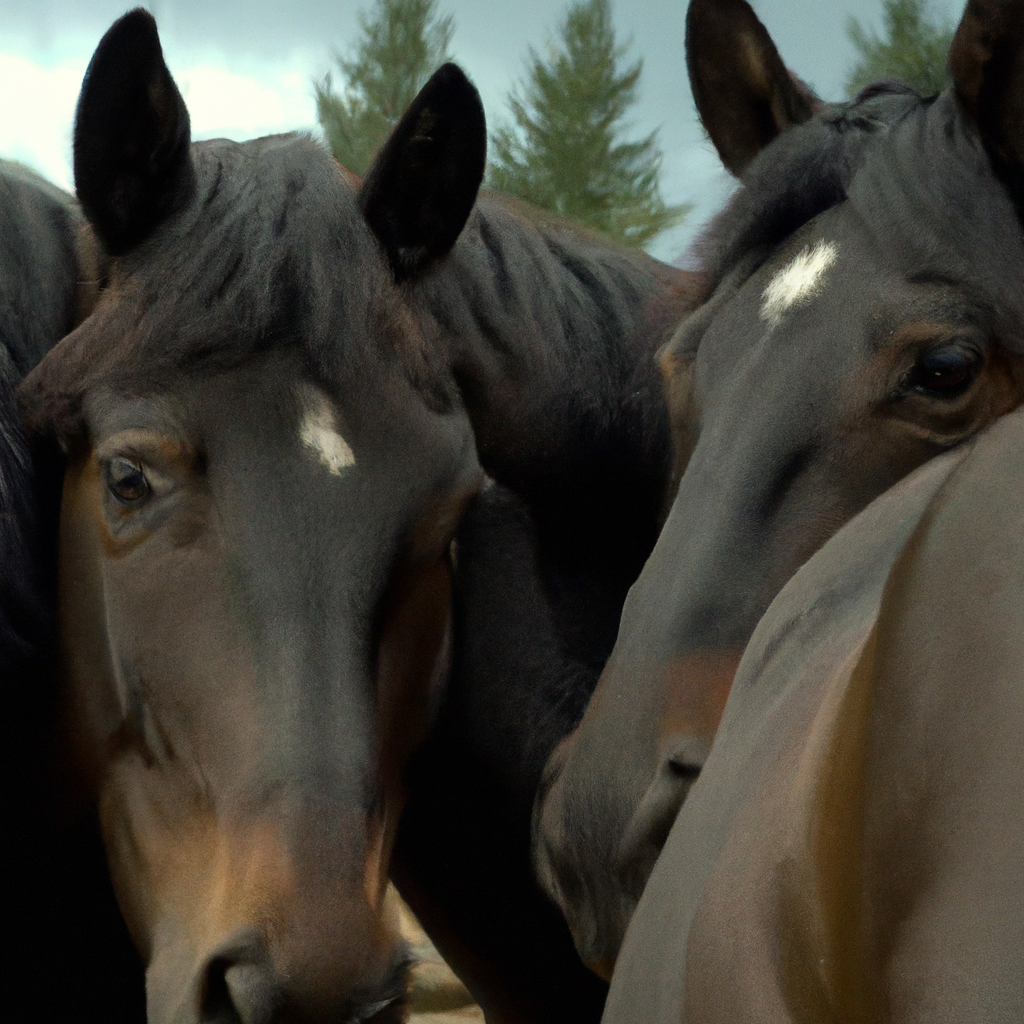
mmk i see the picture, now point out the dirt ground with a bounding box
[397,891,484,1024]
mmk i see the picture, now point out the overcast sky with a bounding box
[0,0,966,262]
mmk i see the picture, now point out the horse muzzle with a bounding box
[146,923,408,1024]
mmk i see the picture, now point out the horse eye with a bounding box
[906,345,982,399]
[105,458,150,504]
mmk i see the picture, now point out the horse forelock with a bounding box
[19,133,459,440]
[692,80,1024,351]
[694,84,924,287]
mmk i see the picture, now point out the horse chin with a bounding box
[532,737,635,976]
[534,650,737,965]
[97,778,405,1024]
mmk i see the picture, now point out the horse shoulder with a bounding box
[858,407,1024,1021]
[603,446,972,1022]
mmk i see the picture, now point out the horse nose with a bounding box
[189,928,408,1024]
[200,932,280,1024]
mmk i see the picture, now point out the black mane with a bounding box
[0,379,41,666]
[0,160,82,376]
[0,161,80,668]
[19,133,458,437]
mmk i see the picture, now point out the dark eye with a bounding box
[105,458,150,504]
[906,345,982,399]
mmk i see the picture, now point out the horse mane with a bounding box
[0,162,82,671]
[0,378,44,669]
[19,132,454,437]
[445,189,682,376]
[686,76,1024,351]
[0,160,83,378]
[413,188,688,517]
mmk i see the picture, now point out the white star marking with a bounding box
[760,240,839,329]
[297,385,355,476]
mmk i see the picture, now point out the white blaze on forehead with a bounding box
[297,385,355,476]
[760,240,840,329]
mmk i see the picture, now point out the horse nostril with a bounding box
[201,957,241,1024]
[350,993,406,1024]
[201,955,279,1024]
[224,963,280,1024]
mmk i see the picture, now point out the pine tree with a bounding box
[489,0,688,249]
[845,0,954,98]
[315,0,454,175]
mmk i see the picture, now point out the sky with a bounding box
[0,0,966,263]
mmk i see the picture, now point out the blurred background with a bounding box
[0,0,964,264]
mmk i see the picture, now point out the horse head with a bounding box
[536,0,1024,971]
[20,10,486,1022]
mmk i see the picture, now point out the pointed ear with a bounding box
[73,8,194,256]
[359,63,486,281]
[686,0,819,176]
[950,0,1024,186]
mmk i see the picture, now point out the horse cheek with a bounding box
[373,553,454,899]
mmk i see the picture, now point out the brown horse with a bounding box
[18,9,690,1023]
[604,404,1024,1023]
[535,0,1024,972]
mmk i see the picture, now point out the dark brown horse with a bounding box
[605,402,1024,1023]
[18,10,690,1022]
[535,0,1024,973]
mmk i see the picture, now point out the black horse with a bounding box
[0,163,144,1021]
[1,159,87,667]
[393,273,686,1023]
[18,10,692,1023]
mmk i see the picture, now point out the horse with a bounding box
[534,0,1024,973]
[18,10,692,1022]
[604,401,1024,1022]
[0,158,85,670]
[391,228,693,1024]
[0,163,145,1021]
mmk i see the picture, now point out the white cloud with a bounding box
[0,44,319,193]
[0,53,84,188]
[176,63,317,144]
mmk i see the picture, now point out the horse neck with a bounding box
[419,197,693,579]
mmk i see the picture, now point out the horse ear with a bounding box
[73,8,194,256]
[950,0,1024,190]
[359,63,486,281]
[686,0,819,176]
